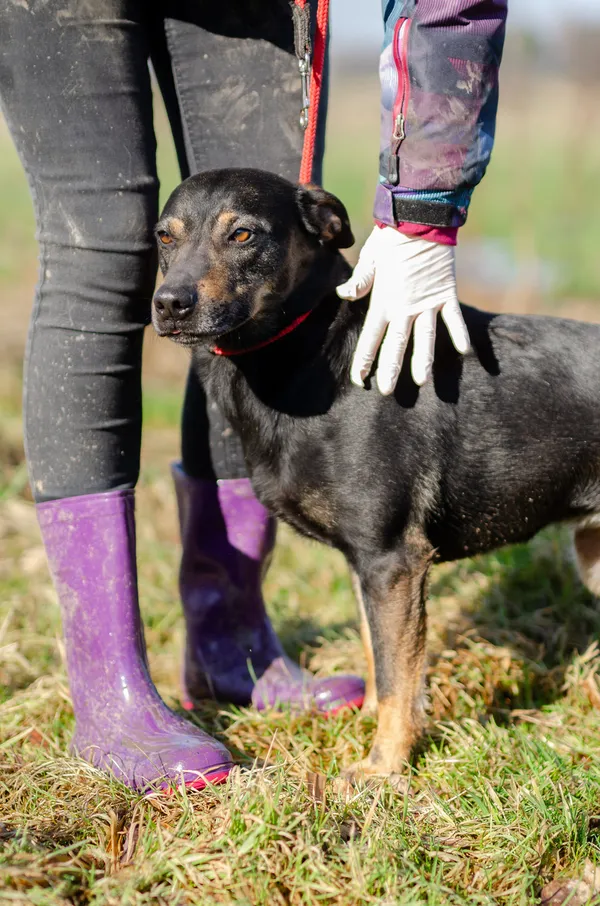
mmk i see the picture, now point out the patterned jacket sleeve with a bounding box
[374,0,507,239]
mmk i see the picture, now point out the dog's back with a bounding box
[355,306,600,562]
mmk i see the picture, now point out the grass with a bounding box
[462,78,600,301]
[321,73,600,303]
[2,73,600,301]
[1,367,600,903]
[1,63,600,905]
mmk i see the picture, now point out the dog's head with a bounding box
[152,168,353,347]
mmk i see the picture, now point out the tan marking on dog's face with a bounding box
[216,211,238,230]
[249,280,275,302]
[196,262,230,301]
[166,217,186,240]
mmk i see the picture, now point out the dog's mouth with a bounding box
[152,288,254,343]
[166,331,202,348]
[153,312,254,349]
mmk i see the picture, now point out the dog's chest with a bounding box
[250,463,341,548]
[287,486,339,541]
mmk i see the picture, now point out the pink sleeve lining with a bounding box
[375,219,458,246]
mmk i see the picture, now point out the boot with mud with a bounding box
[172,464,365,715]
[37,489,233,791]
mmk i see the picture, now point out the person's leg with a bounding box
[0,0,231,788]
[153,0,325,485]
[169,0,327,478]
[154,3,364,712]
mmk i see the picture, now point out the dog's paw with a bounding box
[342,759,382,786]
[359,697,377,718]
[342,755,409,787]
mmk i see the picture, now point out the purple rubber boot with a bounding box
[172,465,365,714]
[36,490,233,791]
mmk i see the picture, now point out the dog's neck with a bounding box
[208,249,352,358]
[193,249,366,421]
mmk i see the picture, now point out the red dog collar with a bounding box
[211,309,313,357]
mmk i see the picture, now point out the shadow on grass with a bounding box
[274,616,360,665]
[423,526,600,738]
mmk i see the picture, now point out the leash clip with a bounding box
[299,52,311,130]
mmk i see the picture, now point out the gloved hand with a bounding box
[336,225,470,395]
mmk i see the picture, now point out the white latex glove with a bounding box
[336,225,470,395]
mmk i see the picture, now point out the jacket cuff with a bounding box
[374,183,467,231]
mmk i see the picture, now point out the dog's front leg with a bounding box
[345,533,432,780]
[350,570,377,715]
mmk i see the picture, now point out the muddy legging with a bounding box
[0,0,326,502]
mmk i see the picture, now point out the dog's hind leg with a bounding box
[351,571,377,715]
[574,525,600,595]
[345,530,433,780]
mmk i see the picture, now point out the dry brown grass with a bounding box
[1,395,600,903]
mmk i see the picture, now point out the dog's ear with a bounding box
[296,184,355,249]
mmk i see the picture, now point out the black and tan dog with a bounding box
[152,168,600,779]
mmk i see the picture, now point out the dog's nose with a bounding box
[153,285,196,322]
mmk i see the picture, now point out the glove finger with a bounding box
[375,312,414,396]
[441,299,470,355]
[411,308,437,386]
[351,300,389,388]
[336,254,376,301]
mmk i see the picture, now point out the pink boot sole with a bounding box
[181,693,365,717]
[162,766,232,794]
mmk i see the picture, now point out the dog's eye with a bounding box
[230,228,253,244]
[157,231,173,246]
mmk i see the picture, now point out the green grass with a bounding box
[1,69,600,905]
[462,82,600,301]
[324,75,600,302]
[142,389,183,431]
[0,131,35,286]
[2,75,600,300]
[1,389,600,903]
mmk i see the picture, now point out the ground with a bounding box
[1,70,600,905]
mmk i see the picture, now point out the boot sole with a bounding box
[181,694,365,716]
[326,694,365,716]
[161,766,232,794]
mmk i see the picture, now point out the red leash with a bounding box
[211,1,329,358]
[293,0,330,184]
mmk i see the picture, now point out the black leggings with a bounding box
[0,0,325,502]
